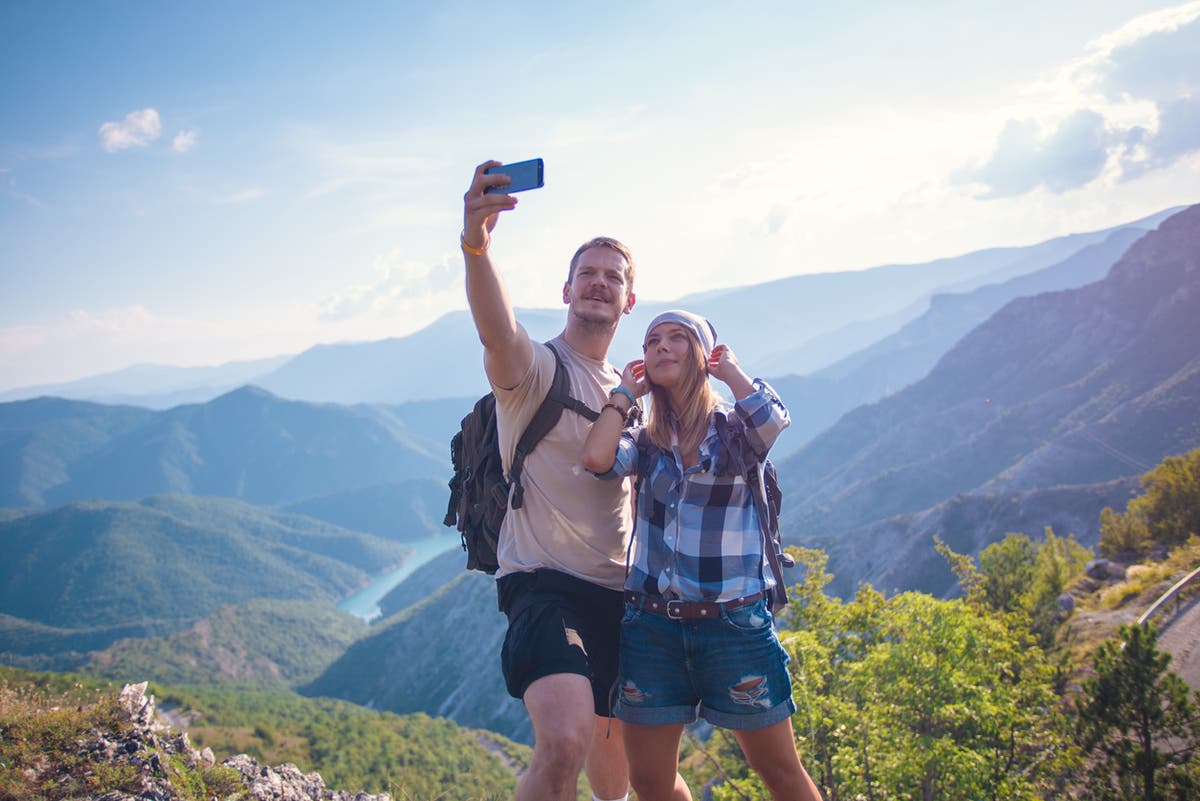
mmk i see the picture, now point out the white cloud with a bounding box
[98,108,162,152]
[172,130,197,153]
[960,2,1200,199]
[956,110,1113,198]
[318,249,458,323]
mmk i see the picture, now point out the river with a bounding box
[337,535,459,623]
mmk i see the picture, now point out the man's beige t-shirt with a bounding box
[492,336,632,591]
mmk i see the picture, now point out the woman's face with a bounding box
[643,322,696,388]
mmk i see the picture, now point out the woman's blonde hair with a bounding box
[644,333,718,456]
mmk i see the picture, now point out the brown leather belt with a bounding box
[624,590,767,620]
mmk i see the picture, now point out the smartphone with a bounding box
[484,158,544,194]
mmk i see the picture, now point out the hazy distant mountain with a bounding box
[253,309,567,404]
[0,495,410,661]
[765,225,1150,456]
[0,354,293,409]
[783,204,1200,595]
[726,207,1179,377]
[0,386,446,508]
[6,207,1179,411]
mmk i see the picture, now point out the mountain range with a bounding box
[1,208,1178,409]
[780,203,1200,596]
[0,494,409,663]
[1,202,1197,748]
[0,387,447,509]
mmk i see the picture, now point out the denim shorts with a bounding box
[615,597,796,730]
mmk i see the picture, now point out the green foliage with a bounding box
[167,756,247,801]
[1100,448,1200,556]
[979,532,1036,614]
[1076,624,1200,801]
[1099,505,1151,556]
[771,549,1073,801]
[941,529,1092,649]
[1028,528,1093,647]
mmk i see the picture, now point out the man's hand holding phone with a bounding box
[462,158,544,255]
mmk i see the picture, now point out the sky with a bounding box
[2,0,1199,392]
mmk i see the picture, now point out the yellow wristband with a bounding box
[460,230,489,256]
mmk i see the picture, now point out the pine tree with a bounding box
[1076,624,1200,800]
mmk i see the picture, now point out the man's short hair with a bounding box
[567,236,636,290]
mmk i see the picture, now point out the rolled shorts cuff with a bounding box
[615,701,700,727]
[702,696,796,731]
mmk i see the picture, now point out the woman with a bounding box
[581,310,822,801]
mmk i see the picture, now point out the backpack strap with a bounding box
[714,412,790,608]
[509,342,599,510]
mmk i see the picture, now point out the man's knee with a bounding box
[532,725,591,787]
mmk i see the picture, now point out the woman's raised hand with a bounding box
[622,359,649,398]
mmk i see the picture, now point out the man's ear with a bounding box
[624,292,636,315]
[562,282,571,305]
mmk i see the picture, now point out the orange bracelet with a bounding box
[460,230,489,256]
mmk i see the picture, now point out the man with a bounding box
[461,160,636,801]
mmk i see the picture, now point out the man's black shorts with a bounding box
[497,568,624,717]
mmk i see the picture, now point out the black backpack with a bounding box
[634,411,793,607]
[443,343,600,573]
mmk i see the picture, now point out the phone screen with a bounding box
[484,158,544,194]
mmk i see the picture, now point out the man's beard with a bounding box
[570,301,621,336]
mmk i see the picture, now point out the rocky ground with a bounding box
[82,682,388,801]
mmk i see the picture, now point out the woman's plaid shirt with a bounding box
[598,380,789,604]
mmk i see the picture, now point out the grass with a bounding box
[0,677,246,801]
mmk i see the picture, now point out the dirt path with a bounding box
[1156,595,1200,692]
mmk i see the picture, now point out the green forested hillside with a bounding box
[86,599,366,688]
[304,567,530,744]
[0,386,448,509]
[0,496,408,659]
[0,397,156,507]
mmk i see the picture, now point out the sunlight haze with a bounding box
[2,0,1199,391]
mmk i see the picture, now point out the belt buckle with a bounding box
[666,600,685,619]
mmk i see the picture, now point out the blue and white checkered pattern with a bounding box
[604,381,789,604]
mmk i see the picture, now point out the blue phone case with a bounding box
[484,158,544,194]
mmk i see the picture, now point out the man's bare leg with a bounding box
[517,673,597,801]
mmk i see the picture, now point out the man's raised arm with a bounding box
[462,160,534,391]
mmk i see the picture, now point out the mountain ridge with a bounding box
[783,203,1200,595]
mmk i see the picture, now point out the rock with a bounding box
[1085,559,1127,581]
[1057,593,1076,616]
[80,683,392,801]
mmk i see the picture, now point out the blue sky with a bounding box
[2,0,1199,391]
